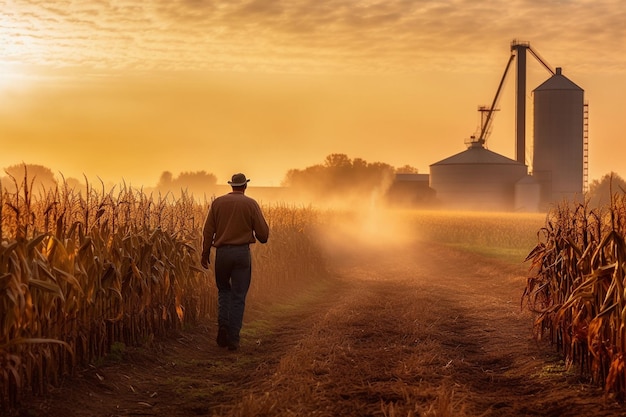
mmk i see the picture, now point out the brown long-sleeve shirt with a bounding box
[201,191,269,257]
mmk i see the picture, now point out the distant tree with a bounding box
[1,163,58,193]
[282,154,396,201]
[352,158,368,169]
[176,171,217,189]
[64,176,86,193]
[156,170,217,196]
[396,165,419,174]
[324,153,352,168]
[283,164,326,194]
[587,172,626,208]
[158,171,174,188]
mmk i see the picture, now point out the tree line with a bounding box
[1,161,622,209]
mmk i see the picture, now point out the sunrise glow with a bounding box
[1,0,625,187]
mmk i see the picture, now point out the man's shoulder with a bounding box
[231,192,258,201]
[215,192,258,204]
[210,194,233,206]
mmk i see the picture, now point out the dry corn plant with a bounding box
[0,173,210,410]
[523,196,626,400]
[0,169,328,412]
[250,203,327,297]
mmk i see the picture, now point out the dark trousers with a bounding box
[214,245,251,344]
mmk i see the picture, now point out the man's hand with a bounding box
[201,253,210,269]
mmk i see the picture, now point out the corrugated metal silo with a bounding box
[532,67,584,205]
[430,140,528,211]
[514,175,541,212]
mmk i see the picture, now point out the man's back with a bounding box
[204,191,269,248]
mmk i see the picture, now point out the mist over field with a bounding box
[6,157,625,414]
[5,1,626,412]
[0,154,416,205]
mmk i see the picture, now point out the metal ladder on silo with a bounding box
[583,102,589,193]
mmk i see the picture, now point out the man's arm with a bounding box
[201,207,216,268]
[253,203,270,244]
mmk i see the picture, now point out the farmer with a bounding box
[200,173,270,351]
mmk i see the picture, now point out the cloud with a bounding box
[2,0,626,76]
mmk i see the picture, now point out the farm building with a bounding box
[429,140,527,211]
[532,67,586,206]
[424,41,586,212]
[385,173,435,207]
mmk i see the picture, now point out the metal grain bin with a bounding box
[532,67,584,205]
[430,140,528,211]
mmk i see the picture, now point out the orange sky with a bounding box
[1,1,625,187]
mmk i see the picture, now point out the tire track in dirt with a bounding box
[14,241,625,416]
[215,241,624,417]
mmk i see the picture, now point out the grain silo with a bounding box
[426,41,586,212]
[429,139,528,211]
[532,67,585,205]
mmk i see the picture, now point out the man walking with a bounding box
[201,173,269,351]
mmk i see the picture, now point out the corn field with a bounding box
[0,172,326,411]
[410,209,545,260]
[524,196,626,399]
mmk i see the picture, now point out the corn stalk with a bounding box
[524,197,626,399]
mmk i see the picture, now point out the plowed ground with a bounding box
[12,240,626,416]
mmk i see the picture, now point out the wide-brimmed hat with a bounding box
[228,173,250,186]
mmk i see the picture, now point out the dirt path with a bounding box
[15,241,625,417]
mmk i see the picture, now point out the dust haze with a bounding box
[300,191,422,267]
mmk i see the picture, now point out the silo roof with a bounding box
[534,68,583,92]
[430,143,524,167]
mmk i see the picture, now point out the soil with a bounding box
[11,240,626,417]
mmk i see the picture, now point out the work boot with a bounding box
[228,333,240,351]
[216,325,229,348]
